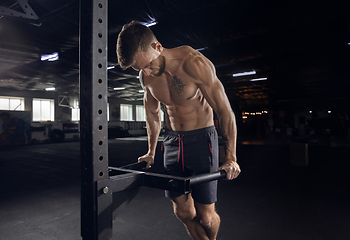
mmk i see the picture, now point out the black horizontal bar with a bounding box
[119,161,147,170]
[189,170,227,185]
[108,166,190,193]
[109,172,144,193]
[108,166,227,194]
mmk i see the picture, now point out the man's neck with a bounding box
[160,48,180,75]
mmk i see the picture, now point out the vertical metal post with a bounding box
[79,0,110,239]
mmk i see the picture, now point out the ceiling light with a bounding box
[328,111,331,114]
[113,87,125,90]
[141,16,157,27]
[41,52,59,62]
[145,22,157,27]
[45,87,55,91]
[196,47,208,51]
[107,65,115,70]
[139,90,145,93]
[250,77,267,82]
[232,70,256,77]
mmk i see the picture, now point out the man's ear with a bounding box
[152,42,162,52]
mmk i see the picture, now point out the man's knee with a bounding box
[195,203,220,228]
[198,213,216,228]
[173,204,196,222]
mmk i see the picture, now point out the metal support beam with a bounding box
[0,0,38,20]
[79,0,109,239]
[0,0,79,26]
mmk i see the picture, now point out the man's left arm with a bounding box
[185,53,241,180]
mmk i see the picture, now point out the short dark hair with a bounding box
[116,21,157,70]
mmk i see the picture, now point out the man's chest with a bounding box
[147,73,199,106]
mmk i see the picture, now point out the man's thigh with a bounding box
[194,201,217,220]
[172,194,196,218]
[172,194,217,218]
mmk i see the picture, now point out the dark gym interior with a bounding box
[0,0,350,240]
[1,138,350,240]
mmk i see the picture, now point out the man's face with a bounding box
[132,45,165,77]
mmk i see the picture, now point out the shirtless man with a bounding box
[117,21,241,240]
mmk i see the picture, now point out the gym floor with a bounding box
[0,136,349,240]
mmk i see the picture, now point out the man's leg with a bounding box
[172,193,220,240]
[194,201,220,240]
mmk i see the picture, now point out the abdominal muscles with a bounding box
[164,94,214,131]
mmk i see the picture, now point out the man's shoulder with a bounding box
[168,46,206,66]
[171,45,197,56]
[182,49,210,72]
[174,45,195,51]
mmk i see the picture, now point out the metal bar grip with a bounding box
[189,170,227,186]
[120,161,147,170]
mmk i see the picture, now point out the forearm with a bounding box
[145,113,161,158]
[219,111,237,163]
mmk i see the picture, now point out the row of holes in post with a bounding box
[82,2,107,233]
[82,3,106,182]
[97,2,105,178]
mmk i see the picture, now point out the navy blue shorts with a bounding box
[163,125,219,204]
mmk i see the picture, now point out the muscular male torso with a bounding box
[143,46,214,132]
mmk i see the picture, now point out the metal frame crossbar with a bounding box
[108,165,227,194]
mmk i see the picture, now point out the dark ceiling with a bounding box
[0,0,349,111]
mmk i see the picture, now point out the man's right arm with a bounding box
[138,85,161,168]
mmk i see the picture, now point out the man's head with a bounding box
[117,21,158,70]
